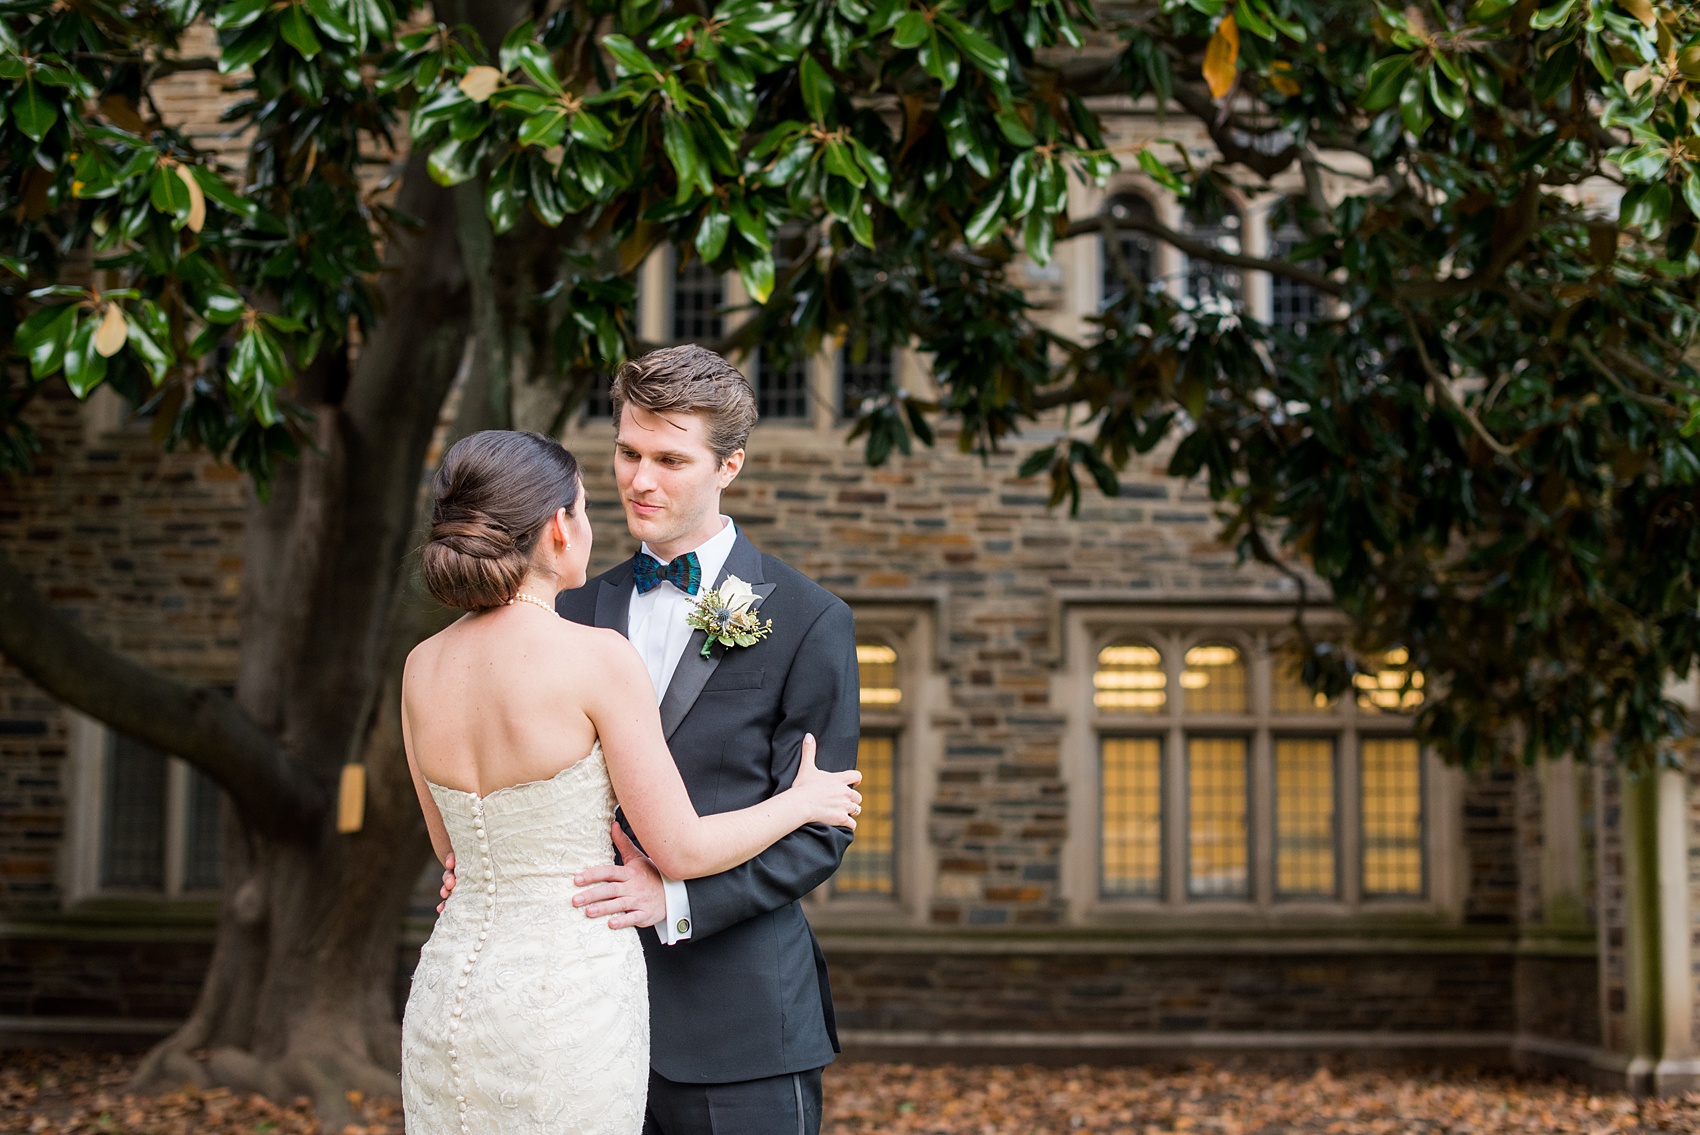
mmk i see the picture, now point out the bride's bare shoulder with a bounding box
[551,619,640,662]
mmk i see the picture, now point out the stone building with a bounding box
[3,48,1700,1095]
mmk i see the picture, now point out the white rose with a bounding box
[719,575,759,613]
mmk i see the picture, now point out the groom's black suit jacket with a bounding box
[556,530,860,1085]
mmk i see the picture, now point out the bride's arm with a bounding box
[400,658,453,866]
[586,632,860,880]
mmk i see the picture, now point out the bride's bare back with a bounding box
[402,603,616,799]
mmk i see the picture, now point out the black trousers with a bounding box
[643,1066,823,1135]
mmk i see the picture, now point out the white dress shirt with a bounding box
[626,516,739,944]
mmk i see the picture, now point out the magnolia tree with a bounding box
[1,0,1697,1110]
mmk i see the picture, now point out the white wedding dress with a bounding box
[402,742,649,1135]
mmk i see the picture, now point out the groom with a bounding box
[555,345,859,1133]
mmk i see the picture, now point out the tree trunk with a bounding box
[129,145,478,1118]
[132,761,426,1123]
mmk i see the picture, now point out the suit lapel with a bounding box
[593,561,634,638]
[657,531,776,739]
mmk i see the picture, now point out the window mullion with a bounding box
[164,757,189,898]
[1252,724,1274,910]
[1341,722,1363,909]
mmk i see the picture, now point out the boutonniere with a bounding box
[686,575,774,658]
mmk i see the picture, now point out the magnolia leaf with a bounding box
[279,4,322,58]
[847,196,875,248]
[19,303,78,378]
[1617,0,1655,27]
[1203,14,1239,99]
[63,316,108,398]
[738,247,775,303]
[892,11,929,49]
[1361,54,1415,111]
[800,55,834,122]
[1427,67,1466,120]
[93,303,129,358]
[458,66,503,103]
[1136,147,1187,194]
[1529,0,1580,31]
[1268,61,1301,97]
[1235,1,1276,42]
[695,209,730,262]
[14,81,58,143]
[177,165,207,232]
[127,300,174,385]
[964,187,1007,246]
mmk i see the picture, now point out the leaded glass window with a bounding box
[97,732,222,895]
[1187,736,1250,898]
[1275,737,1338,897]
[670,256,724,342]
[839,340,894,419]
[1268,201,1324,334]
[1100,193,1157,306]
[1355,648,1425,713]
[1183,214,1243,306]
[1362,737,1424,896]
[755,356,810,420]
[837,734,896,895]
[1090,628,1430,910]
[1101,736,1163,898]
[1095,642,1166,713]
[1181,643,1247,713]
[837,638,904,897]
[100,735,167,890]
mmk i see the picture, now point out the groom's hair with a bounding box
[610,344,757,463]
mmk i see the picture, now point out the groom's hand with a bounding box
[436,852,457,914]
[573,823,666,930]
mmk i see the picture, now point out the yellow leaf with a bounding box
[1204,13,1240,100]
[1270,60,1301,97]
[336,764,366,834]
[1617,0,1655,29]
[458,66,503,103]
[177,164,206,233]
[94,303,128,358]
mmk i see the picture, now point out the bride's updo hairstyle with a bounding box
[422,430,581,612]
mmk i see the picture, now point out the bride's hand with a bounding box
[789,733,863,828]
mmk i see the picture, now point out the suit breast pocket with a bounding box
[702,668,764,693]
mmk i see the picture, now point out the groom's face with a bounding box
[614,404,743,553]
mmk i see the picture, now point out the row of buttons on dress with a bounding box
[448,798,495,1135]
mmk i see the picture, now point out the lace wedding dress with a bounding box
[402,742,649,1135]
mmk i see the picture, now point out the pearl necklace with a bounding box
[508,592,557,614]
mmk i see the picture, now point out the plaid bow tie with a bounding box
[633,551,702,596]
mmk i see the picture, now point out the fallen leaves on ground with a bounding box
[0,1052,399,1135]
[5,1050,1699,1134]
[822,1063,1700,1134]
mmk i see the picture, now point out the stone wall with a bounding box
[0,389,246,919]
[828,948,1519,1035]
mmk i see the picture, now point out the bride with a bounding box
[397,430,862,1135]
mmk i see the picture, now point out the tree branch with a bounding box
[0,544,323,838]
[1168,82,1301,180]
[1061,213,1343,296]
[1399,307,1518,458]
[1392,178,1543,301]
[1496,286,1697,397]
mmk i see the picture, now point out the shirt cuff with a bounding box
[657,873,693,945]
